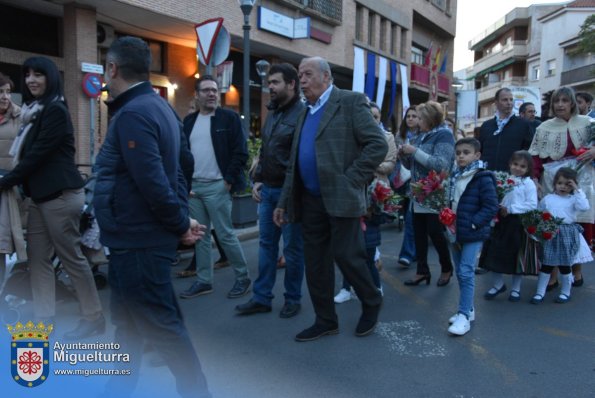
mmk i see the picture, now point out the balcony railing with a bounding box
[561,65,595,86]
[473,41,528,77]
[410,63,450,95]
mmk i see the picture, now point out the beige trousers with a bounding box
[27,189,102,319]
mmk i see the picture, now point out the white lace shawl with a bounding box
[528,114,591,160]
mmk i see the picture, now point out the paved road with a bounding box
[2,225,594,398]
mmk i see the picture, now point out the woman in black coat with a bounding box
[0,57,104,339]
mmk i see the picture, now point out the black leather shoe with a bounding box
[355,304,381,337]
[484,284,507,300]
[404,274,431,286]
[295,324,339,342]
[572,276,584,287]
[227,278,251,298]
[63,315,106,340]
[279,303,301,318]
[235,299,271,315]
[180,282,213,299]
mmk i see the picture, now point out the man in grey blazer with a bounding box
[274,56,387,342]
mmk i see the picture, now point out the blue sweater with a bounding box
[454,170,499,243]
[94,82,189,249]
[298,105,325,196]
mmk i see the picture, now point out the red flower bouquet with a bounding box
[520,210,564,243]
[493,171,517,201]
[367,179,403,219]
[410,170,449,211]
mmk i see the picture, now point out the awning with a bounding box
[465,58,515,80]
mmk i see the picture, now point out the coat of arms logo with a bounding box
[7,321,53,387]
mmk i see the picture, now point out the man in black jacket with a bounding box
[235,63,305,318]
[179,76,251,299]
[479,88,533,171]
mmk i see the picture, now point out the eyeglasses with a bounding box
[198,88,218,94]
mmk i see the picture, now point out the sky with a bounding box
[454,0,567,71]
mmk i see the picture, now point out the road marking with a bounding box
[379,267,519,384]
[376,321,447,357]
[540,327,595,343]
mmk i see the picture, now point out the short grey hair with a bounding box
[303,56,333,82]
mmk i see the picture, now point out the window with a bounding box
[390,23,397,55]
[531,65,540,80]
[547,59,556,76]
[355,5,363,41]
[368,12,376,46]
[411,46,424,65]
[148,41,164,74]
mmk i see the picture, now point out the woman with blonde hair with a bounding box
[399,101,455,287]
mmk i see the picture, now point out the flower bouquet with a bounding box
[493,171,517,201]
[520,210,564,243]
[410,170,456,240]
[572,120,595,172]
[367,179,403,219]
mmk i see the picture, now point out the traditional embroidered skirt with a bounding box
[542,224,582,266]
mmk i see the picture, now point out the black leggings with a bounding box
[541,265,571,274]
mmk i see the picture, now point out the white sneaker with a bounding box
[334,288,353,303]
[448,313,471,336]
[449,308,475,324]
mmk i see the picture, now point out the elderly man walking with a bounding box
[274,56,387,342]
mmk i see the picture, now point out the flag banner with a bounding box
[439,51,448,74]
[365,52,376,101]
[376,56,387,108]
[353,47,365,93]
[399,64,410,114]
[387,61,397,119]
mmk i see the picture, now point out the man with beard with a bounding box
[235,63,305,318]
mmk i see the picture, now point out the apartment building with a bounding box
[0,0,456,169]
[466,3,562,123]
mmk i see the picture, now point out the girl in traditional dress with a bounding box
[482,151,538,302]
[531,167,592,304]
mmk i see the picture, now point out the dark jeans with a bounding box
[107,245,211,398]
[342,247,381,290]
[301,193,382,328]
[412,212,453,276]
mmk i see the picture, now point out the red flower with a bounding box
[373,183,392,202]
[542,231,553,240]
[571,147,589,157]
[439,208,456,226]
[541,212,552,221]
[507,179,514,184]
[497,180,503,186]
[527,225,537,234]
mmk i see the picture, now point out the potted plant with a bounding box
[231,138,261,228]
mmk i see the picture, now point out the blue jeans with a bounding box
[107,245,211,398]
[450,241,483,318]
[253,185,304,306]
[398,206,416,262]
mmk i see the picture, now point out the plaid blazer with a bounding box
[279,86,388,220]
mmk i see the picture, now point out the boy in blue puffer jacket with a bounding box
[446,138,499,336]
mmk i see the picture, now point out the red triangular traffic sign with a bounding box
[195,18,224,66]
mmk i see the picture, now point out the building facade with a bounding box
[466,0,595,124]
[0,0,457,171]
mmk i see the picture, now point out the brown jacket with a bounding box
[0,102,20,171]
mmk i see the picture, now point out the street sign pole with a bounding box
[89,98,95,165]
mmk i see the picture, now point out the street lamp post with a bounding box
[239,0,256,136]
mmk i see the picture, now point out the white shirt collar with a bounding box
[307,85,333,115]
